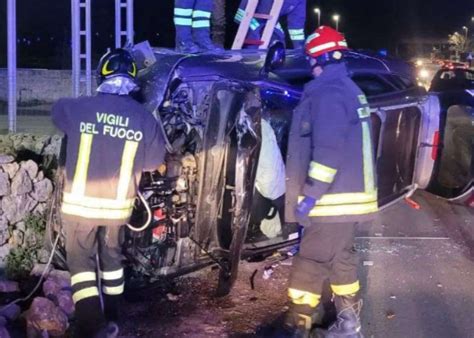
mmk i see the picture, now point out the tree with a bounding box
[448,32,471,60]
[212,0,226,47]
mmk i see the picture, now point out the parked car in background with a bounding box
[49,44,473,295]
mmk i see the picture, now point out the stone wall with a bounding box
[0,134,61,267]
[0,69,96,105]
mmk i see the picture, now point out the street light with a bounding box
[333,14,340,32]
[463,26,468,39]
[314,8,321,27]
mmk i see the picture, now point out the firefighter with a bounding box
[234,0,307,49]
[282,26,378,337]
[51,49,166,338]
[174,0,222,53]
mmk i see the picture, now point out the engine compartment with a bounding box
[124,81,212,281]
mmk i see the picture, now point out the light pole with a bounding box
[333,14,340,32]
[314,8,321,27]
[463,26,468,39]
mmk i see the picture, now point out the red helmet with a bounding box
[305,26,349,58]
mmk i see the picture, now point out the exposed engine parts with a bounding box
[125,83,207,278]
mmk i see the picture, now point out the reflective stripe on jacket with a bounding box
[285,63,378,223]
[52,94,166,227]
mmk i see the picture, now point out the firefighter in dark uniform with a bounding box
[51,49,166,338]
[235,0,307,49]
[174,0,222,53]
[282,26,378,337]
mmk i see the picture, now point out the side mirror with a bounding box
[261,41,286,76]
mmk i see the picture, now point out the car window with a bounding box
[431,69,474,91]
[351,74,396,97]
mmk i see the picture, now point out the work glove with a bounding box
[295,196,316,227]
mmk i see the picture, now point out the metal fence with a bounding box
[2,0,134,135]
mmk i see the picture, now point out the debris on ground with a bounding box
[386,310,396,319]
[363,261,374,266]
[166,293,180,302]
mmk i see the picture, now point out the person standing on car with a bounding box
[174,0,223,53]
[235,0,307,49]
[51,48,166,338]
[281,26,378,337]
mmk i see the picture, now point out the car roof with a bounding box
[139,48,415,113]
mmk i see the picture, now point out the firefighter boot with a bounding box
[175,26,200,53]
[315,295,363,338]
[73,297,107,338]
[103,294,120,322]
[266,304,320,338]
[193,28,224,52]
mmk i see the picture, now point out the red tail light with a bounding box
[431,131,440,160]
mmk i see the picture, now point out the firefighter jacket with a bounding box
[285,62,378,223]
[52,93,166,227]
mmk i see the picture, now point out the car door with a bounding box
[352,73,440,206]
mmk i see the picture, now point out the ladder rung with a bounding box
[244,39,264,46]
[80,31,87,35]
[120,32,127,36]
[80,54,87,58]
[120,3,127,7]
[254,13,272,20]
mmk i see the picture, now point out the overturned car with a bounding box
[49,44,473,295]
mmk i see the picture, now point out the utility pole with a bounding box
[115,0,134,48]
[71,0,92,97]
[7,0,17,133]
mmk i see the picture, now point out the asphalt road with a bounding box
[357,191,474,338]
[118,191,474,338]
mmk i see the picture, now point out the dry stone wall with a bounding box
[0,134,61,267]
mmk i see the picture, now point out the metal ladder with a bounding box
[71,0,134,97]
[231,0,284,50]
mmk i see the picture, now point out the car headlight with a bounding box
[419,69,429,79]
[416,59,424,67]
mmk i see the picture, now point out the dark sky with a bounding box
[0,0,472,68]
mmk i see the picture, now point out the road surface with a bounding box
[117,191,474,337]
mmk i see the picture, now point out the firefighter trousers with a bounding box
[289,221,360,308]
[65,222,125,336]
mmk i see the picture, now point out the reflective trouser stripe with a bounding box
[234,8,245,22]
[192,10,211,18]
[331,281,360,296]
[71,272,96,286]
[174,8,193,16]
[192,20,210,28]
[174,17,192,26]
[73,286,99,303]
[71,133,93,196]
[103,284,124,295]
[117,141,139,200]
[235,10,260,30]
[308,161,337,184]
[100,268,124,281]
[288,288,321,308]
[289,29,305,41]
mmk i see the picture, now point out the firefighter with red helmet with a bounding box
[51,49,166,338]
[281,26,378,337]
[174,0,222,53]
